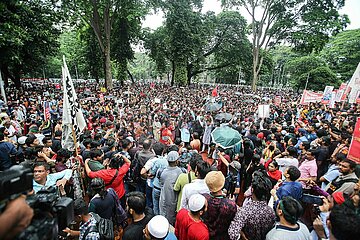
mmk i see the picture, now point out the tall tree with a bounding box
[286,55,340,92]
[222,0,349,91]
[0,0,61,88]
[112,0,147,86]
[145,6,251,85]
[320,29,360,82]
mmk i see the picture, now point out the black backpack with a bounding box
[326,177,359,195]
[82,213,114,240]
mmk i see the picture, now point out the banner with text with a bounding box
[300,90,323,105]
[348,117,360,164]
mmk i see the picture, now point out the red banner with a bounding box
[300,90,323,105]
[348,117,360,164]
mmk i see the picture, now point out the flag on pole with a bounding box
[211,86,218,97]
[61,56,86,151]
[346,62,360,103]
[43,101,51,121]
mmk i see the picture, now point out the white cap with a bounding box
[167,151,179,162]
[126,136,135,142]
[281,130,287,135]
[148,215,169,238]
[188,194,206,212]
[18,136,27,145]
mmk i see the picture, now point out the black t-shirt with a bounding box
[89,191,115,220]
[122,213,153,240]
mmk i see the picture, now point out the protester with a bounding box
[175,193,209,240]
[1,80,359,240]
[266,196,311,240]
[203,171,237,240]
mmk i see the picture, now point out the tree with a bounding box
[112,0,147,86]
[145,5,251,85]
[222,0,349,91]
[320,29,360,82]
[286,55,340,92]
[0,0,61,88]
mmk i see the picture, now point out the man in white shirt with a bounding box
[180,160,211,210]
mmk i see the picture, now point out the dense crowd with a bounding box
[0,80,360,240]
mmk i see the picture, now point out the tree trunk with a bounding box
[252,47,259,91]
[127,69,134,84]
[187,64,192,85]
[104,44,112,90]
[171,61,175,86]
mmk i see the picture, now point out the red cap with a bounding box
[332,192,345,205]
[257,132,264,139]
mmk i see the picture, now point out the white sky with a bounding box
[143,0,360,30]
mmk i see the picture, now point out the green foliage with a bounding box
[222,0,349,89]
[286,55,340,91]
[320,29,360,82]
[174,63,187,86]
[143,26,171,78]
[144,4,251,85]
[128,53,157,81]
[0,0,61,87]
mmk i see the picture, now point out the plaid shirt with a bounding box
[79,213,100,240]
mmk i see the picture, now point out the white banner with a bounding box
[348,62,360,103]
[258,105,270,118]
[61,56,86,151]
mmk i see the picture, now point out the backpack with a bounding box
[108,188,128,228]
[326,177,359,194]
[131,152,144,183]
[82,213,114,240]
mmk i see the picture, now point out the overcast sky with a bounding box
[143,0,360,30]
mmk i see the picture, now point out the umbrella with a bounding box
[211,126,242,149]
[215,113,233,121]
[204,102,222,112]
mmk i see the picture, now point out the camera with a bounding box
[17,187,74,240]
[0,165,74,240]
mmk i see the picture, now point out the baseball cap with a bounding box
[126,136,135,142]
[229,161,241,172]
[188,194,206,212]
[147,215,169,239]
[167,151,179,162]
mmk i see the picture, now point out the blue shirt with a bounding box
[276,181,303,201]
[151,156,168,189]
[33,169,73,193]
[0,141,17,171]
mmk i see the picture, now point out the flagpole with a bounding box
[304,72,310,91]
[0,71,7,104]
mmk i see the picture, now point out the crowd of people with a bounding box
[0,80,360,240]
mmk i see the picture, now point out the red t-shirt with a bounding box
[175,209,209,240]
[88,162,130,199]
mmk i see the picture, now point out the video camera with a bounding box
[0,165,74,240]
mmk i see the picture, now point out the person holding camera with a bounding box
[0,195,34,240]
[84,153,131,207]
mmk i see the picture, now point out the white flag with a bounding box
[348,62,360,104]
[61,56,86,151]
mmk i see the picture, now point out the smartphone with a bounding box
[301,194,323,205]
